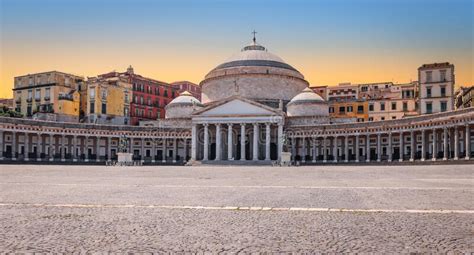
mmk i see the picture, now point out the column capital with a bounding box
[203,123,209,127]
[227,123,233,128]
[240,123,246,127]
[215,123,221,127]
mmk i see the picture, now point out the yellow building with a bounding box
[85,75,132,125]
[13,71,84,122]
[329,100,369,122]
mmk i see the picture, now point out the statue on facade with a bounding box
[118,134,129,153]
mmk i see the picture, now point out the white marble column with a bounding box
[24,133,30,161]
[96,136,101,162]
[37,133,42,161]
[252,123,259,161]
[323,137,327,163]
[191,124,197,161]
[61,135,66,162]
[301,136,306,163]
[49,134,55,161]
[377,133,381,162]
[399,132,404,162]
[365,134,370,162]
[277,124,283,161]
[432,129,437,161]
[443,127,448,161]
[228,124,233,160]
[291,138,296,162]
[312,138,317,163]
[240,124,246,161]
[216,124,222,161]
[107,137,112,161]
[72,135,77,162]
[410,131,415,162]
[141,138,145,162]
[162,139,167,163]
[84,136,89,162]
[388,132,392,162]
[12,131,17,160]
[465,124,470,160]
[203,124,209,161]
[333,136,338,163]
[151,138,156,163]
[421,130,426,161]
[344,135,349,163]
[265,123,271,161]
[355,135,360,163]
[173,138,178,162]
[454,126,459,160]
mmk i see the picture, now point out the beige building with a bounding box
[418,63,454,114]
[13,71,84,122]
[85,75,132,125]
[367,82,418,121]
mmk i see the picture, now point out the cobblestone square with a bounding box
[0,164,473,253]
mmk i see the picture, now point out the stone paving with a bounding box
[0,164,473,253]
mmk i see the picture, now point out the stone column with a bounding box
[151,137,156,163]
[203,124,209,161]
[265,123,271,161]
[0,131,3,160]
[465,124,470,160]
[24,133,29,161]
[443,127,448,161]
[191,124,197,161]
[399,132,404,162]
[312,138,317,163]
[141,138,145,162]
[454,126,459,160]
[432,129,437,161]
[421,130,426,161]
[173,138,178,163]
[60,134,66,162]
[355,135,360,163]
[72,135,77,162]
[36,133,42,161]
[240,124,246,161]
[301,136,306,163]
[49,134,55,162]
[184,138,189,161]
[84,136,89,162]
[107,137,112,161]
[277,124,283,161]
[96,136,101,162]
[162,139,167,163]
[344,135,349,163]
[252,123,259,161]
[129,137,134,156]
[323,137,327,163]
[216,124,222,161]
[377,133,381,162]
[333,136,338,163]
[365,134,370,162]
[291,138,296,162]
[388,132,392,162]
[410,131,415,162]
[11,131,17,160]
[228,124,233,160]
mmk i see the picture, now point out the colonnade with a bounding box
[191,122,284,161]
[289,124,472,163]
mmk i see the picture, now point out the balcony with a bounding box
[26,98,32,103]
[44,96,50,101]
[15,98,21,103]
[35,97,41,102]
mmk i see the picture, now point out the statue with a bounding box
[281,133,289,152]
[118,134,129,153]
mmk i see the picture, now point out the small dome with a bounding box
[288,87,325,104]
[168,91,202,106]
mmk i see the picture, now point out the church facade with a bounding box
[0,39,473,164]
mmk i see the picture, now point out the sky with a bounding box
[0,0,472,98]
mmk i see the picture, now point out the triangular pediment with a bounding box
[193,97,281,117]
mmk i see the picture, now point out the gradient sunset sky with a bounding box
[0,0,472,98]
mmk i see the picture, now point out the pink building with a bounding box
[170,81,201,101]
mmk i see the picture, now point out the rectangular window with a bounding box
[27,90,32,100]
[339,106,345,113]
[392,116,396,120]
[347,106,353,112]
[440,101,447,112]
[391,102,397,110]
[101,103,106,114]
[35,89,41,101]
[426,102,432,114]
[426,87,431,98]
[369,104,374,111]
[357,105,364,113]
[90,88,95,99]
[329,107,334,113]
[380,103,385,111]
[440,87,446,97]
[426,71,432,83]
[440,70,446,81]
[45,88,51,99]
[381,117,385,121]
[368,117,373,121]
[90,102,95,114]
[403,102,408,112]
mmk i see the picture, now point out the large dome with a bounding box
[200,37,309,105]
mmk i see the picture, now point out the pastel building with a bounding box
[418,63,455,114]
